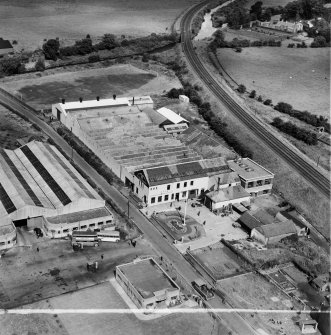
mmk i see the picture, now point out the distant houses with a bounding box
[257,15,304,33]
[0,38,14,56]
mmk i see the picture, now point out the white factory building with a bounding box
[0,141,113,250]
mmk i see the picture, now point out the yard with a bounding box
[218,273,313,335]
[216,47,330,117]
[0,0,196,52]
[0,62,181,110]
[0,282,216,335]
[192,241,248,279]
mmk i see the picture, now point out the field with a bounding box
[192,242,247,279]
[0,62,181,110]
[216,47,330,117]
[0,0,196,52]
[0,282,216,335]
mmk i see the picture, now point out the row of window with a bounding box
[247,179,272,188]
[49,220,112,235]
[151,191,188,204]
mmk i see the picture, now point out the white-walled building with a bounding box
[0,141,113,246]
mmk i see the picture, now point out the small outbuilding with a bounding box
[0,38,14,56]
[251,220,297,245]
[179,95,190,103]
[238,211,263,233]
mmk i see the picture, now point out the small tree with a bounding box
[88,54,100,63]
[42,39,60,61]
[257,95,263,102]
[142,54,149,62]
[264,99,272,106]
[86,34,91,39]
[35,58,45,71]
[249,90,256,98]
[237,84,246,93]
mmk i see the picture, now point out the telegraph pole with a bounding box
[127,199,130,218]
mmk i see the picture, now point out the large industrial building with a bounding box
[0,141,113,249]
[52,96,274,208]
[116,258,181,309]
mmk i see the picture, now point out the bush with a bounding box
[237,84,246,93]
[288,43,295,48]
[0,57,25,75]
[271,117,318,145]
[249,90,256,98]
[263,99,272,106]
[257,95,263,102]
[12,40,18,45]
[35,58,45,71]
[88,54,100,63]
[42,39,60,61]
[141,54,149,62]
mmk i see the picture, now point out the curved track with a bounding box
[181,1,330,198]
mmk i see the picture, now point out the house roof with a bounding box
[143,157,231,186]
[156,107,188,124]
[255,220,297,238]
[252,210,275,225]
[206,186,250,203]
[238,212,264,230]
[0,39,13,50]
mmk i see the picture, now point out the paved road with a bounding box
[180,1,330,199]
[0,89,258,333]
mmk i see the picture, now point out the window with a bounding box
[151,197,155,204]
[167,185,170,190]
[184,182,187,187]
[248,182,254,188]
[177,183,180,188]
[89,223,95,227]
[158,196,162,202]
[263,190,269,194]
[98,222,103,226]
[182,191,187,197]
[73,227,78,231]
[264,179,271,185]
[136,187,138,194]
[190,181,194,186]
[256,180,263,186]
[81,225,87,229]
[171,194,174,200]
[63,229,69,233]
[164,195,169,201]
[106,220,112,224]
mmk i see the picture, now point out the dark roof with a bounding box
[255,221,297,238]
[238,212,264,231]
[280,211,304,228]
[0,39,13,50]
[252,210,275,225]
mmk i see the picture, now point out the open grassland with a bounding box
[0,282,216,335]
[216,47,330,117]
[0,62,181,109]
[0,0,196,52]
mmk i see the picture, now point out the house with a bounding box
[259,16,303,33]
[227,158,274,197]
[204,185,250,215]
[252,209,275,225]
[251,220,297,245]
[238,211,264,233]
[310,274,331,292]
[0,38,14,56]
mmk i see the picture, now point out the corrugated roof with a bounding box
[238,212,264,230]
[156,107,188,124]
[255,221,297,238]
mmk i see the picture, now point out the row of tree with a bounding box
[271,117,318,145]
[274,102,330,133]
[167,86,253,158]
[43,33,178,61]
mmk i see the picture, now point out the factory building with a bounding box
[0,141,113,248]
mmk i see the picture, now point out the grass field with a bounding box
[0,63,181,110]
[217,47,330,117]
[0,0,196,51]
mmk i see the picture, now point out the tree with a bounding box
[274,102,293,113]
[74,38,93,55]
[42,39,60,61]
[35,58,45,71]
[249,90,256,98]
[237,84,246,93]
[250,1,263,20]
[257,95,263,102]
[88,54,100,63]
[0,58,25,75]
[167,88,180,99]
[264,99,272,106]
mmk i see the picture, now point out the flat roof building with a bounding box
[116,258,181,309]
[228,158,274,197]
[0,141,113,245]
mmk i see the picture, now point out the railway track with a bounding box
[180,1,330,198]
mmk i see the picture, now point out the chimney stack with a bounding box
[113,94,116,100]
[217,177,220,191]
[132,96,135,105]
[79,97,83,103]
[96,96,100,101]
[61,98,65,104]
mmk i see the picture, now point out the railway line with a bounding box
[180,0,330,198]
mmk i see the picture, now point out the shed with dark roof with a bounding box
[238,211,264,233]
[0,38,14,56]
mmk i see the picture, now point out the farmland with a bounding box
[0,0,196,52]
[216,47,330,117]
